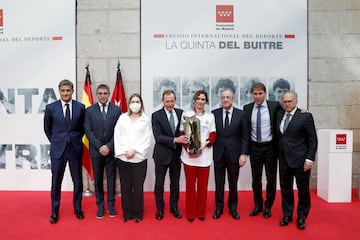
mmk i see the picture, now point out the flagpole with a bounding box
[83,63,93,197]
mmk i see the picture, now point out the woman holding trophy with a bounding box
[180,90,216,222]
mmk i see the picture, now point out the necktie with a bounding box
[224,111,229,128]
[102,104,107,120]
[283,113,291,132]
[169,111,175,135]
[256,105,261,142]
[65,103,70,125]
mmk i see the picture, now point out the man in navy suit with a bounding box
[44,79,85,224]
[152,90,188,220]
[212,88,249,220]
[84,84,121,219]
[277,91,317,230]
[243,82,282,218]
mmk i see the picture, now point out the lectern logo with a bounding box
[336,134,346,145]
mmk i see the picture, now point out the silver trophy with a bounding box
[183,112,201,155]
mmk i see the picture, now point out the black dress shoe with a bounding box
[155,210,164,220]
[279,216,293,226]
[49,213,58,224]
[198,217,205,221]
[230,210,240,220]
[188,218,194,222]
[297,217,306,230]
[212,209,223,219]
[170,208,182,219]
[263,208,272,218]
[75,210,85,220]
[249,206,263,216]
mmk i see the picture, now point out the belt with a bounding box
[251,141,272,146]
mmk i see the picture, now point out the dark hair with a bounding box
[162,89,176,100]
[251,82,267,93]
[58,79,74,89]
[192,90,208,104]
[216,78,236,95]
[96,84,110,93]
[273,78,290,91]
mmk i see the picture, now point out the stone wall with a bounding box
[77,0,360,188]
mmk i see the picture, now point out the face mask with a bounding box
[129,102,141,113]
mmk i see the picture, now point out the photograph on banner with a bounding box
[211,76,239,110]
[268,77,295,103]
[152,76,181,112]
[0,0,76,190]
[181,76,210,111]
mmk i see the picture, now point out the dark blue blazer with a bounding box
[44,100,85,160]
[212,107,249,163]
[84,103,121,158]
[152,107,183,165]
[276,108,318,168]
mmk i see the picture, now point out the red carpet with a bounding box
[1,190,359,240]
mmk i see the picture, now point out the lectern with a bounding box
[317,129,353,202]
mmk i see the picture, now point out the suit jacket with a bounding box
[276,108,318,168]
[44,100,85,160]
[243,100,282,149]
[152,107,183,165]
[84,103,121,158]
[212,107,249,163]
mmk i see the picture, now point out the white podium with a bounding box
[317,129,353,202]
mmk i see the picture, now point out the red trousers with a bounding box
[183,164,210,219]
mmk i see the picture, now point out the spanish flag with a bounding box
[81,65,94,180]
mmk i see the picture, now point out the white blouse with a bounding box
[114,113,152,163]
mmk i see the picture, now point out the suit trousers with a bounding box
[117,159,147,220]
[183,164,210,219]
[279,158,311,219]
[51,143,83,214]
[249,141,277,209]
[154,153,181,211]
[91,155,116,210]
[214,149,239,211]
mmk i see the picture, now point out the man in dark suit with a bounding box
[84,84,121,219]
[243,82,282,218]
[152,90,188,220]
[44,79,85,224]
[276,91,317,230]
[212,88,249,220]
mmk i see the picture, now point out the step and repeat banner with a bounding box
[141,0,308,191]
[0,0,76,190]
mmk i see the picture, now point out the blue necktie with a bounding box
[169,111,175,135]
[256,105,261,142]
[101,104,107,120]
[283,113,291,132]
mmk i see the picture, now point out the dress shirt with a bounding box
[223,107,233,127]
[251,102,271,142]
[61,100,72,119]
[165,108,178,129]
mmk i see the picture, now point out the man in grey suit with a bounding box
[152,90,188,220]
[243,82,282,219]
[277,91,317,230]
[84,84,121,219]
[212,88,249,220]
